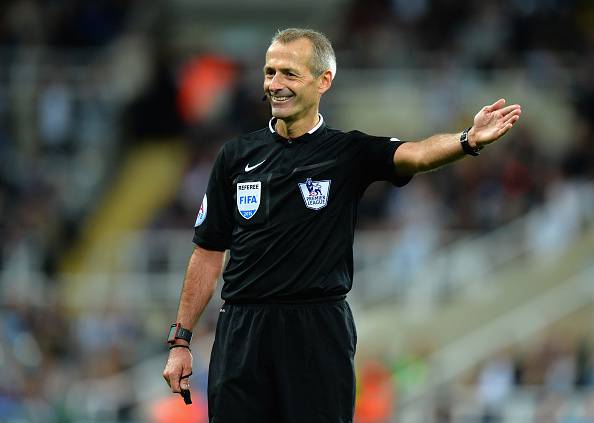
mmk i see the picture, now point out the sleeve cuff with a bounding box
[192,234,229,252]
[390,141,413,187]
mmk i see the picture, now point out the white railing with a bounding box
[397,386,594,423]
[420,262,594,392]
[2,182,591,310]
[351,181,594,307]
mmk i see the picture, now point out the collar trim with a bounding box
[268,114,324,135]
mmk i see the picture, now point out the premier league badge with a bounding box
[237,181,261,219]
[194,194,207,227]
[298,178,331,210]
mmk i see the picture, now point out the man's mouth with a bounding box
[270,95,293,102]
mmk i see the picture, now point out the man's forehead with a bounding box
[265,39,313,65]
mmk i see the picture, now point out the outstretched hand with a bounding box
[469,99,522,147]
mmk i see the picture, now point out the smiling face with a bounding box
[263,38,331,126]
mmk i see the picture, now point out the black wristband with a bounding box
[169,344,191,351]
[167,323,193,344]
[460,127,482,156]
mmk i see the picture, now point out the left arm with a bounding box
[394,98,522,175]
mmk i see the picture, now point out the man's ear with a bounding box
[318,70,333,95]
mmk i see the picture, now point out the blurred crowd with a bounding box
[1,0,594,422]
[1,299,592,422]
[355,332,594,423]
[0,0,137,280]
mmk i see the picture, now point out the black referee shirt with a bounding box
[193,115,412,302]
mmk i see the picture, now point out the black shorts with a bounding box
[207,298,357,423]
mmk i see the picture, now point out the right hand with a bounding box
[469,98,522,147]
[163,346,193,393]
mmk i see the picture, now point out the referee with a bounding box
[163,28,521,422]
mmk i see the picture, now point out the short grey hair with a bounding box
[271,28,337,80]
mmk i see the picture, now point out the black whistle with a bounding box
[181,388,192,405]
[179,371,193,405]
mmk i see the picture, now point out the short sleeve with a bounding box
[193,146,233,251]
[355,131,413,187]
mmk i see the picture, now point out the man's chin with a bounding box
[271,108,293,120]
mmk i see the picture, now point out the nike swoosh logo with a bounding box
[245,160,266,172]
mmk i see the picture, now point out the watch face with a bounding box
[167,324,179,343]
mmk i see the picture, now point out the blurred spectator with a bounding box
[355,359,395,423]
[150,395,208,423]
[386,179,444,286]
[38,70,74,151]
[477,351,515,422]
[124,49,183,141]
[392,350,429,397]
[176,55,236,126]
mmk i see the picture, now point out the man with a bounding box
[163,28,521,422]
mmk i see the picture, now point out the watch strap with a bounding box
[168,323,193,344]
[460,127,482,156]
[176,326,193,343]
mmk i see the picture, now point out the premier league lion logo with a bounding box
[298,178,331,210]
[305,178,323,196]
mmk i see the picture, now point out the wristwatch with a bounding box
[460,127,482,156]
[167,323,193,344]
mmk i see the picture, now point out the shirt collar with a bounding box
[268,113,325,137]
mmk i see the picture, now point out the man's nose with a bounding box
[268,73,284,91]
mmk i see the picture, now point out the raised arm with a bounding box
[163,246,225,394]
[394,99,522,175]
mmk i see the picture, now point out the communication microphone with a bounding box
[262,94,268,102]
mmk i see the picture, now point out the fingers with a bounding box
[162,368,171,387]
[499,104,522,117]
[169,372,192,393]
[180,373,191,391]
[502,110,521,126]
[472,100,522,143]
[172,373,182,393]
[163,348,193,394]
[499,123,513,136]
[486,98,506,112]
[499,114,520,136]
[163,367,182,392]
[163,365,192,393]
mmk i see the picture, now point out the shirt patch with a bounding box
[195,194,207,226]
[298,178,331,210]
[237,181,261,219]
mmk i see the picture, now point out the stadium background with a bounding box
[1,0,593,422]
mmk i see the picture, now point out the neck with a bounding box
[275,110,320,138]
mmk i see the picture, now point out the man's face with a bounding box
[263,38,325,122]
